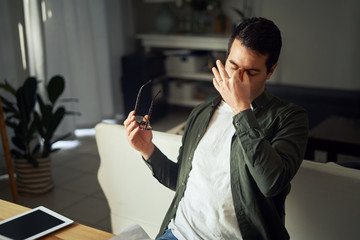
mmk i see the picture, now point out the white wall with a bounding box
[259,0,360,90]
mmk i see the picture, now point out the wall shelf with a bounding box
[137,33,226,107]
[167,72,213,82]
[137,34,228,51]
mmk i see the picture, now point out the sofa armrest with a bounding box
[95,123,181,238]
[285,160,360,240]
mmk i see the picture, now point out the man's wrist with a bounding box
[141,143,155,161]
[233,102,251,115]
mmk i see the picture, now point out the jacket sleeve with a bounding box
[233,105,309,197]
[144,106,201,192]
[145,146,179,191]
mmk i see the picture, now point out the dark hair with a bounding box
[227,17,282,73]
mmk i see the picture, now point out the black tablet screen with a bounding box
[0,209,65,240]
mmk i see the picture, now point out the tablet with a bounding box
[0,206,73,240]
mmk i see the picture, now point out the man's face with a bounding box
[225,38,277,101]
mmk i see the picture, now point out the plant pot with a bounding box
[14,157,54,195]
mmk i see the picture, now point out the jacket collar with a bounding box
[252,88,275,110]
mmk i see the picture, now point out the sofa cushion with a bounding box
[285,160,360,240]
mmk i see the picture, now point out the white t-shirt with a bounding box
[168,101,242,240]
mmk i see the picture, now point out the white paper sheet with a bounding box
[110,224,153,240]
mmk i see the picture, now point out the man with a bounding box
[124,17,308,240]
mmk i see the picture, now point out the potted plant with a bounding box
[0,77,39,165]
[34,75,73,159]
[0,75,73,194]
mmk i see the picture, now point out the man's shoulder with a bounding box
[265,94,309,131]
[270,94,307,115]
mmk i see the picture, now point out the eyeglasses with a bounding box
[134,80,161,130]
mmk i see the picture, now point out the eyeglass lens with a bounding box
[134,80,161,130]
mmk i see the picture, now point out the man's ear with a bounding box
[266,63,278,80]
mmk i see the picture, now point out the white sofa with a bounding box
[95,122,360,240]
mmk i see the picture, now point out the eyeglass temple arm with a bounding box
[145,90,161,128]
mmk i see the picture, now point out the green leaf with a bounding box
[11,136,26,151]
[51,132,72,145]
[50,148,61,154]
[32,143,41,156]
[33,112,44,137]
[1,97,18,115]
[36,94,45,110]
[47,75,65,104]
[232,8,246,21]
[60,98,79,103]
[16,77,37,123]
[27,121,38,141]
[5,120,18,130]
[65,110,81,116]
[11,149,23,158]
[0,80,16,96]
[43,105,53,125]
[50,107,66,133]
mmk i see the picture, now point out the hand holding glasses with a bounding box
[134,80,161,130]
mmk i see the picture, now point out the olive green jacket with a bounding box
[146,89,309,240]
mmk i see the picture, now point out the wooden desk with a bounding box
[306,115,360,162]
[0,199,115,240]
